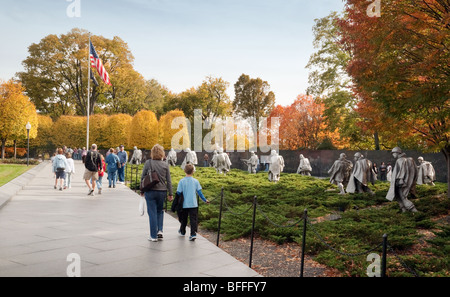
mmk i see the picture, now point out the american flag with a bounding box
[89,41,112,86]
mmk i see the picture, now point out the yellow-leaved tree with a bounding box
[0,80,38,159]
[89,114,109,149]
[158,109,190,151]
[52,116,86,148]
[33,114,54,150]
[102,113,132,149]
[129,110,158,150]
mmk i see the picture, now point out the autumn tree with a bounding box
[89,114,109,148]
[103,114,132,149]
[270,94,344,150]
[0,80,38,159]
[306,11,381,150]
[339,0,450,195]
[32,115,54,150]
[52,116,86,148]
[158,110,190,150]
[128,110,159,150]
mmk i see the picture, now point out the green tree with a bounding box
[306,12,375,150]
[17,28,142,118]
[232,74,275,131]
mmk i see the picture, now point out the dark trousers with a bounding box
[178,207,198,236]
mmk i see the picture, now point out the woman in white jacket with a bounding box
[64,152,75,189]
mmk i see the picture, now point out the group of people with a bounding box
[51,144,129,195]
[82,144,129,195]
[57,146,87,161]
[51,147,76,190]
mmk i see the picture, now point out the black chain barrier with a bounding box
[212,188,422,277]
[387,244,420,277]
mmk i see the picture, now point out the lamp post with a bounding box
[26,122,31,166]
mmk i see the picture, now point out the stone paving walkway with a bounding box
[0,160,260,277]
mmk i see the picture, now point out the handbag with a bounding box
[140,160,160,192]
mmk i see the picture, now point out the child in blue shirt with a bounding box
[175,163,209,241]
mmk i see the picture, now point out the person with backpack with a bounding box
[83,144,102,196]
[53,148,68,191]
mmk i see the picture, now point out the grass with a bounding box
[0,164,35,186]
[126,165,449,277]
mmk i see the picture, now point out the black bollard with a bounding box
[300,209,308,277]
[216,187,224,247]
[249,196,257,268]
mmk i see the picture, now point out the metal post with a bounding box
[249,196,257,268]
[300,209,308,277]
[125,162,128,186]
[26,129,30,166]
[381,234,388,277]
[130,164,133,189]
[216,187,224,247]
[135,165,139,191]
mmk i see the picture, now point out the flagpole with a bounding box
[86,34,91,150]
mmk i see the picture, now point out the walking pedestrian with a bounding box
[117,145,128,184]
[83,144,102,196]
[175,163,209,241]
[53,148,68,191]
[64,152,75,189]
[97,154,106,194]
[81,147,87,163]
[379,162,387,181]
[105,148,120,188]
[140,144,173,242]
[386,162,393,182]
[372,162,379,180]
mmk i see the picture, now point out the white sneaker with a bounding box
[157,231,163,239]
[148,237,157,242]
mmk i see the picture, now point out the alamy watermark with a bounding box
[170,109,280,153]
[66,253,81,277]
[367,0,381,18]
[366,253,381,277]
[66,0,81,18]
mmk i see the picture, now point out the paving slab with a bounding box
[0,160,260,277]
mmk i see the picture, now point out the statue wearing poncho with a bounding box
[386,147,418,213]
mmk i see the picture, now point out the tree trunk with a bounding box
[1,138,5,159]
[442,145,450,199]
[374,131,380,150]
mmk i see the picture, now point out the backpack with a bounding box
[55,155,66,171]
[85,151,100,172]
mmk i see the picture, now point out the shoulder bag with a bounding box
[140,160,160,192]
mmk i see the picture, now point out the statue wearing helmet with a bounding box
[386,147,418,212]
[346,152,376,195]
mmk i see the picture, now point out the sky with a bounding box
[0,0,345,107]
